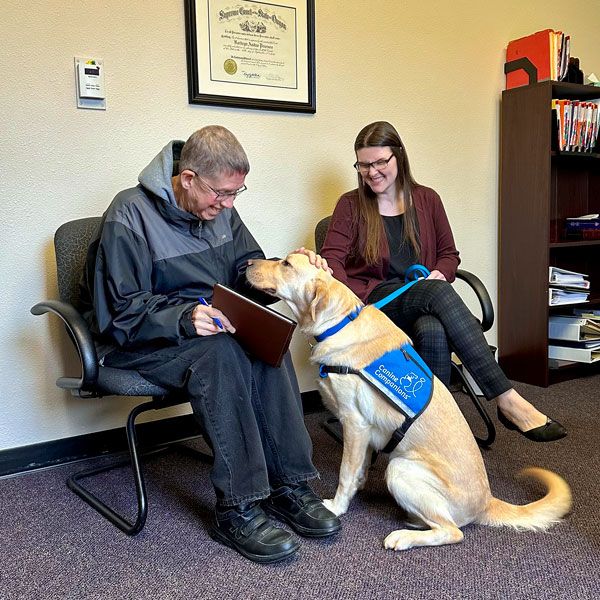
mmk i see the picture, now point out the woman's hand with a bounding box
[426,269,447,281]
[191,303,236,336]
[293,247,333,274]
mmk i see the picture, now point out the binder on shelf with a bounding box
[549,266,590,289]
[549,315,600,341]
[505,29,569,89]
[548,344,600,364]
[548,264,590,305]
[549,288,589,306]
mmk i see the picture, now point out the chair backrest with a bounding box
[314,215,331,254]
[54,217,102,306]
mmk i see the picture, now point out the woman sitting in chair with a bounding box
[314,120,565,443]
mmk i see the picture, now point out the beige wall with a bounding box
[2,1,599,450]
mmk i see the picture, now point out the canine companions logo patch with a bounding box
[360,345,433,419]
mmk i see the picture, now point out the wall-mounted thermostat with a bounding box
[75,57,106,110]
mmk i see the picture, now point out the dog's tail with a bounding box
[477,467,572,531]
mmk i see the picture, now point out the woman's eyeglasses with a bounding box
[353,154,395,175]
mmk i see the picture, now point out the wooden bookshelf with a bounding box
[499,80,600,387]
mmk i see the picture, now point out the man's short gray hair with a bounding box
[179,126,250,177]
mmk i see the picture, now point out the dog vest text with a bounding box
[360,344,433,422]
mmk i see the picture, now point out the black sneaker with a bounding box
[263,483,341,538]
[210,501,300,563]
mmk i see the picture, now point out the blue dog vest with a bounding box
[360,344,433,421]
[318,264,434,453]
[319,344,433,453]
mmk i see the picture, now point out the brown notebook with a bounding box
[211,284,297,367]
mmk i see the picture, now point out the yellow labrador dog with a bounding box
[246,253,571,551]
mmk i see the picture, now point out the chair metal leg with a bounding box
[450,362,496,448]
[322,414,344,445]
[67,400,161,536]
[321,414,379,464]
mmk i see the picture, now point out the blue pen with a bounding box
[198,297,224,330]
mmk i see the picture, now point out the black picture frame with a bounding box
[184,0,316,113]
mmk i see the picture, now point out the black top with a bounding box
[382,214,416,281]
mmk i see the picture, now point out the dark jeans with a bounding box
[104,335,318,506]
[368,279,511,400]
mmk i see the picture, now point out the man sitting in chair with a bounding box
[79,125,340,563]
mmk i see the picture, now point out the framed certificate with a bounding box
[184,0,316,113]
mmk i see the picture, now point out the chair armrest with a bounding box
[455,269,494,332]
[31,300,99,391]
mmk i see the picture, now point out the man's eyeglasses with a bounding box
[196,175,247,201]
[353,154,395,175]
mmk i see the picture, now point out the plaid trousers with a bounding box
[368,279,511,400]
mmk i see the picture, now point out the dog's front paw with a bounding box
[383,529,415,551]
[323,498,347,516]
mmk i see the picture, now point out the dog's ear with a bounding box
[309,279,328,322]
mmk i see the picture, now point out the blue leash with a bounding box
[372,264,431,309]
[314,264,430,345]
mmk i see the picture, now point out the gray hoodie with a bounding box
[79,140,267,349]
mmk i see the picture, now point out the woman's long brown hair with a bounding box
[353,121,420,265]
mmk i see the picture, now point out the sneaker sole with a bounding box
[209,523,300,563]
[264,504,342,538]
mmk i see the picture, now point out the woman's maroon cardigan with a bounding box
[320,186,461,303]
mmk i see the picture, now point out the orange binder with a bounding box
[506,29,554,89]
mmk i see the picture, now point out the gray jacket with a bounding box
[79,140,268,350]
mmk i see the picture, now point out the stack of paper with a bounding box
[549,266,590,306]
[574,308,600,319]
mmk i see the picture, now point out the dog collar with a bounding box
[314,306,363,342]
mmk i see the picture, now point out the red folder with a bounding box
[506,29,554,89]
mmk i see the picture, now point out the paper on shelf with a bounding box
[566,214,599,220]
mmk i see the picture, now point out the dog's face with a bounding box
[246,253,358,334]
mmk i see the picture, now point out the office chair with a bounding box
[314,215,496,448]
[30,217,211,536]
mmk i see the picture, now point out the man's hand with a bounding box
[426,269,447,281]
[191,303,236,336]
[293,247,333,274]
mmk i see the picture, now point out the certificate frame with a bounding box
[184,0,316,113]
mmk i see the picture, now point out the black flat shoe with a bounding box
[497,408,567,442]
[210,501,300,563]
[263,483,341,538]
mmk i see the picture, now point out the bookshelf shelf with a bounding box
[549,240,600,248]
[499,80,600,387]
[551,151,600,159]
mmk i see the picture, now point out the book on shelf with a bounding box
[506,29,569,89]
[565,216,600,240]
